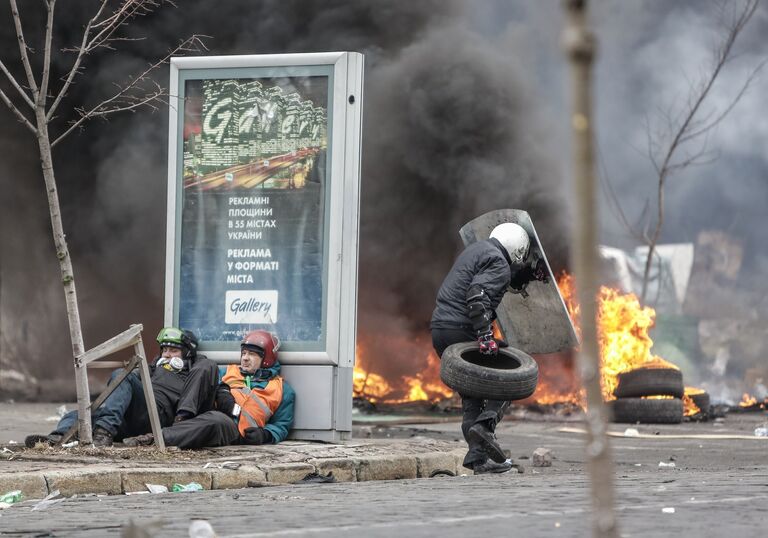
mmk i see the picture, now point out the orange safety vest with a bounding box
[222,365,284,436]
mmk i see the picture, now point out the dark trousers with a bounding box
[162,410,240,449]
[432,327,510,468]
[54,359,218,440]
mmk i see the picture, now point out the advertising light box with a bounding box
[165,53,363,369]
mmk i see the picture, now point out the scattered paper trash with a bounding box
[145,484,169,494]
[31,490,64,511]
[623,428,640,437]
[754,426,768,437]
[189,519,216,538]
[1,448,13,455]
[61,440,79,449]
[634,463,642,467]
[7,441,17,445]
[124,491,150,496]
[662,507,675,514]
[658,461,676,468]
[172,482,203,492]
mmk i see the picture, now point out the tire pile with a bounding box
[609,367,708,424]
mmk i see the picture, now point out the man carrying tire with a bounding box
[431,222,541,474]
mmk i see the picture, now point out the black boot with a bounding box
[24,433,63,448]
[92,426,114,448]
[467,423,506,463]
[473,459,514,475]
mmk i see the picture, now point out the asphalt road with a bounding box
[1,406,767,537]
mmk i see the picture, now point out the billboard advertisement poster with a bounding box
[166,54,363,367]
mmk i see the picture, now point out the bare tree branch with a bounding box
[37,0,56,106]
[52,35,207,147]
[0,59,35,108]
[9,0,39,98]
[639,0,760,302]
[0,87,37,133]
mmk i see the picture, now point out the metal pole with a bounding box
[562,1,619,536]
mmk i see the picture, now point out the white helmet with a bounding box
[490,223,530,263]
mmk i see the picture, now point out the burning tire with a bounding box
[613,367,684,399]
[689,391,710,415]
[439,342,538,401]
[609,397,684,424]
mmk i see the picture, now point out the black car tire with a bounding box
[689,391,710,415]
[613,367,684,399]
[440,342,538,401]
[610,397,684,424]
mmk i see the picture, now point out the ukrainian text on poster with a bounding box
[178,76,329,345]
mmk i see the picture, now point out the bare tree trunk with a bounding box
[563,1,619,536]
[34,107,92,444]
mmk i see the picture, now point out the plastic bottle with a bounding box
[0,490,23,504]
[171,482,203,492]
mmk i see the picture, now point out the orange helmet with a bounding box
[241,330,281,368]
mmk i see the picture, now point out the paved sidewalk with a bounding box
[0,403,467,499]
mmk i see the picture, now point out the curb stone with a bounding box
[121,468,213,493]
[1,449,466,497]
[416,452,459,478]
[0,472,47,500]
[211,465,266,490]
[308,458,357,482]
[356,455,418,482]
[46,469,122,496]
[264,463,315,484]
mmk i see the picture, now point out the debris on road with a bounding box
[623,428,640,437]
[532,447,552,467]
[294,471,337,484]
[662,507,676,514]
[0,490,23,509]
[658,461,676,468]
[31,490,64,511]
[172,482,203,492]
[754,425,767,437]
[188,519,216,538]
[145,484,169,494]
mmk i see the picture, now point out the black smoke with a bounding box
[0,0,569,397]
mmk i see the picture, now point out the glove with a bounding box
[215,384,236,416]
[477,330,499,356]
[533,259,549,283]
[242,427,273,445]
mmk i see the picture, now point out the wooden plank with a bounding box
[59,356,140,445]
[135,336,166,452]
[459,209,578,354]
[87,361,130,369]
[77,324,144,366]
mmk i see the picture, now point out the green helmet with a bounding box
[156,327,198,358]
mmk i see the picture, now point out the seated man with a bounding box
[25,327,218,448]
[123,330,295,449]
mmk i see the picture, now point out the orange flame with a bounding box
[682,386,706,416]
[353,344,453,404]
[556,272,678,402]
[739,393,758,408]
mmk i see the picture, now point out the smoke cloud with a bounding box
[2,1,764,400]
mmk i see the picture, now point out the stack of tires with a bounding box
[610,367,684,424]
[439,342,539,402]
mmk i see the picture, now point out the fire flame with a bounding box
[739,393,758,408]
[555,272,677,402]
[353,270,692,409]
[682,386,705,417]
[353,344,453,404]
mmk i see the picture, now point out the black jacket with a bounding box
[430,239,513,330]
